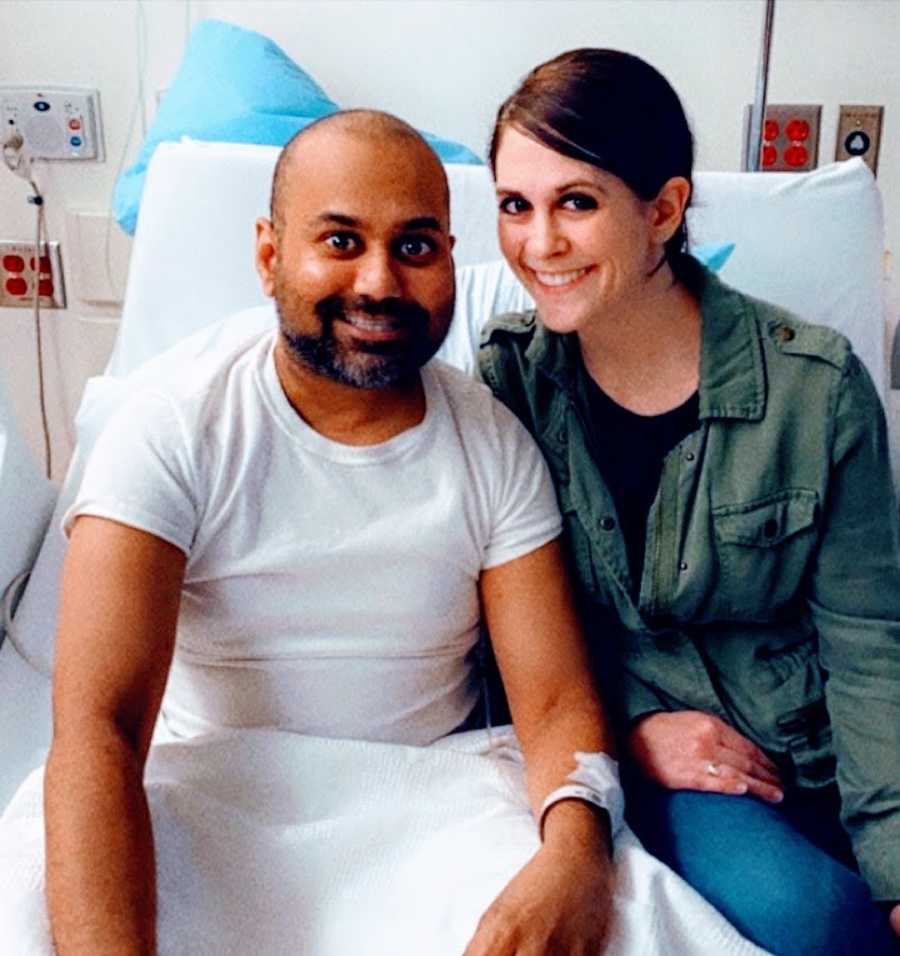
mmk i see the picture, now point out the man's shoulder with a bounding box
[86,311,276,468]
[428,356,489,396]
[426,358,539,458]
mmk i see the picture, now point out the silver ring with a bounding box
[706,762,721,777]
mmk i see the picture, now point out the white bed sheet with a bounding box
[0,726,768,956]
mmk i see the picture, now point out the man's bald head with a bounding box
[269,110,450,233]
[255,108,456,392]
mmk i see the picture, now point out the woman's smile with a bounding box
[529,265,594,289]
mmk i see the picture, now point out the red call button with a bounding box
[762,144,777,167]
[785,119,810,142]
[764,119,779,141]
[38,279,54,297]
[29,256,52,273]
[785,144,809,168]
[2,255,25,272]
[6,277,28,296]
[68,118,82,131]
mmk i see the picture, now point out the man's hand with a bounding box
[463,836,613,956]
[889,902,900,937]
[627,711,784,803]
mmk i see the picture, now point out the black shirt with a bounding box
[586,380,699,587]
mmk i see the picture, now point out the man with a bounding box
[42,111,617,954]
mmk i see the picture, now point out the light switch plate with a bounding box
[66,210,132,305]
[835,105,883,175]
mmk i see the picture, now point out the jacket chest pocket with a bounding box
[712,489,820,618]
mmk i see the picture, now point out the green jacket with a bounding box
[479,266,900,901]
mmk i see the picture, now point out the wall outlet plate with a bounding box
[0,87,104,161]
[0,240,67,309]
[743,104,821,172]
[835,105,883,175]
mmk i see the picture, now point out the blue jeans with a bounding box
[624,774,898,956]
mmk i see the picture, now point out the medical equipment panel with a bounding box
[1,87,104,162]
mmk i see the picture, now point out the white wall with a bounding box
[1,0,899,481]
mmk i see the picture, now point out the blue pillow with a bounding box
[114,19,481,234]
[691,242,735,271]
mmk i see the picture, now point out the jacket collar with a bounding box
[527,264,766,422]
[696,268,765,421]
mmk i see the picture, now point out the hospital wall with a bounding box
[2,0,899,487]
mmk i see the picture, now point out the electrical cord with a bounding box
[2,133,53,481]
[32,186,52,481]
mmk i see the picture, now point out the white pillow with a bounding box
[688,159,885,395]
[437,260,532,375]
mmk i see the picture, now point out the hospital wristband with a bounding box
[539,784,614,842]
[538,751,625,843]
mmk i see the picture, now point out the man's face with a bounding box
[256,130,455,390]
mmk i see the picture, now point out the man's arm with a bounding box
[464,538,616,956]
[45,516,186,955]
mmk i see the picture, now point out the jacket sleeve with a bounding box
[615,669,669,727]
[810,353,900,902]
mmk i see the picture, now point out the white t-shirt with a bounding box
[65,332,561,746]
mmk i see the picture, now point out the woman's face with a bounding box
[494,125,662,335]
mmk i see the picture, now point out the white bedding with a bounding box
[0,726,768,956]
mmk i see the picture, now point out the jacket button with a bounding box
[763,518,779,538]
[775,324,795,343]
[600,516,616,531]
[685,452,695,462]
[679,561,688,571]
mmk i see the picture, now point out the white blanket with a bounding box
[0,727,767,955]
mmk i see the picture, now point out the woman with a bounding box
[479,48,900,955]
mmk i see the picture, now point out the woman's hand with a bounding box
[889,902,900,937]
[627,711,784,803]
[462,836,614,956]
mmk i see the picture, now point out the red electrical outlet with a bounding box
[0,240,67,309]
[744,104,822,172]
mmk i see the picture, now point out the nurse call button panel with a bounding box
[1,87,104,161]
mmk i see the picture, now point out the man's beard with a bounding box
[275,287,453,389]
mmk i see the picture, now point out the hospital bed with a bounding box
[0,143,888,952]
[0,142,889,810]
